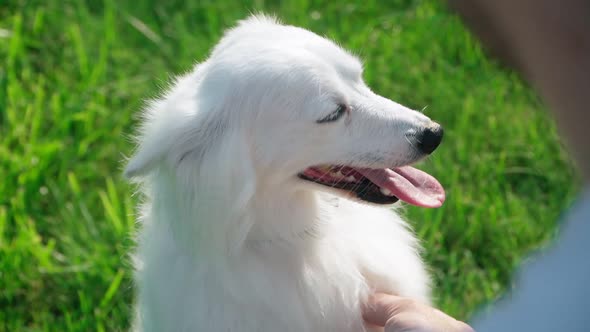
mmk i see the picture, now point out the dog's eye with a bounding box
[317,104,347,124]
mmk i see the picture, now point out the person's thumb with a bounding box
[362,293,411,327]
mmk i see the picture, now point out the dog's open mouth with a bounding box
[298,165,445,207]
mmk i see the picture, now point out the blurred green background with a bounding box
[0,0,578,331]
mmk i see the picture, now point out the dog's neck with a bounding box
[246,188,327,244]
[149,168,328,257]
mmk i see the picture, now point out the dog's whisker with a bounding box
[405,134,418,149]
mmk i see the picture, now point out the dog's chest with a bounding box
[215,240,372,332]
[137,203,428,332]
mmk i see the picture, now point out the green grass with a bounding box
[0,0,578,330]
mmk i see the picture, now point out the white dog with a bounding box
[125,15,445,332]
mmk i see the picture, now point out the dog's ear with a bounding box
[124,99,191,178]
[124,133,163,178]
[126,64,224,178]
[124,138,166,178]
[124,101,229,179]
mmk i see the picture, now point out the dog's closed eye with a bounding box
[317,104,348,124]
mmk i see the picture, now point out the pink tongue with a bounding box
[357,166,445,208]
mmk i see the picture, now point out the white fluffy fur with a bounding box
[126,15,435,332]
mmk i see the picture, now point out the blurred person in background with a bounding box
[363,0,590,331]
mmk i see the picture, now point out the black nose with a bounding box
[417,124,444,154]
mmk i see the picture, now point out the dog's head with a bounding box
[125,15,445,208]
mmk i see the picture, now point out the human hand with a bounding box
[363,293,474,332]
